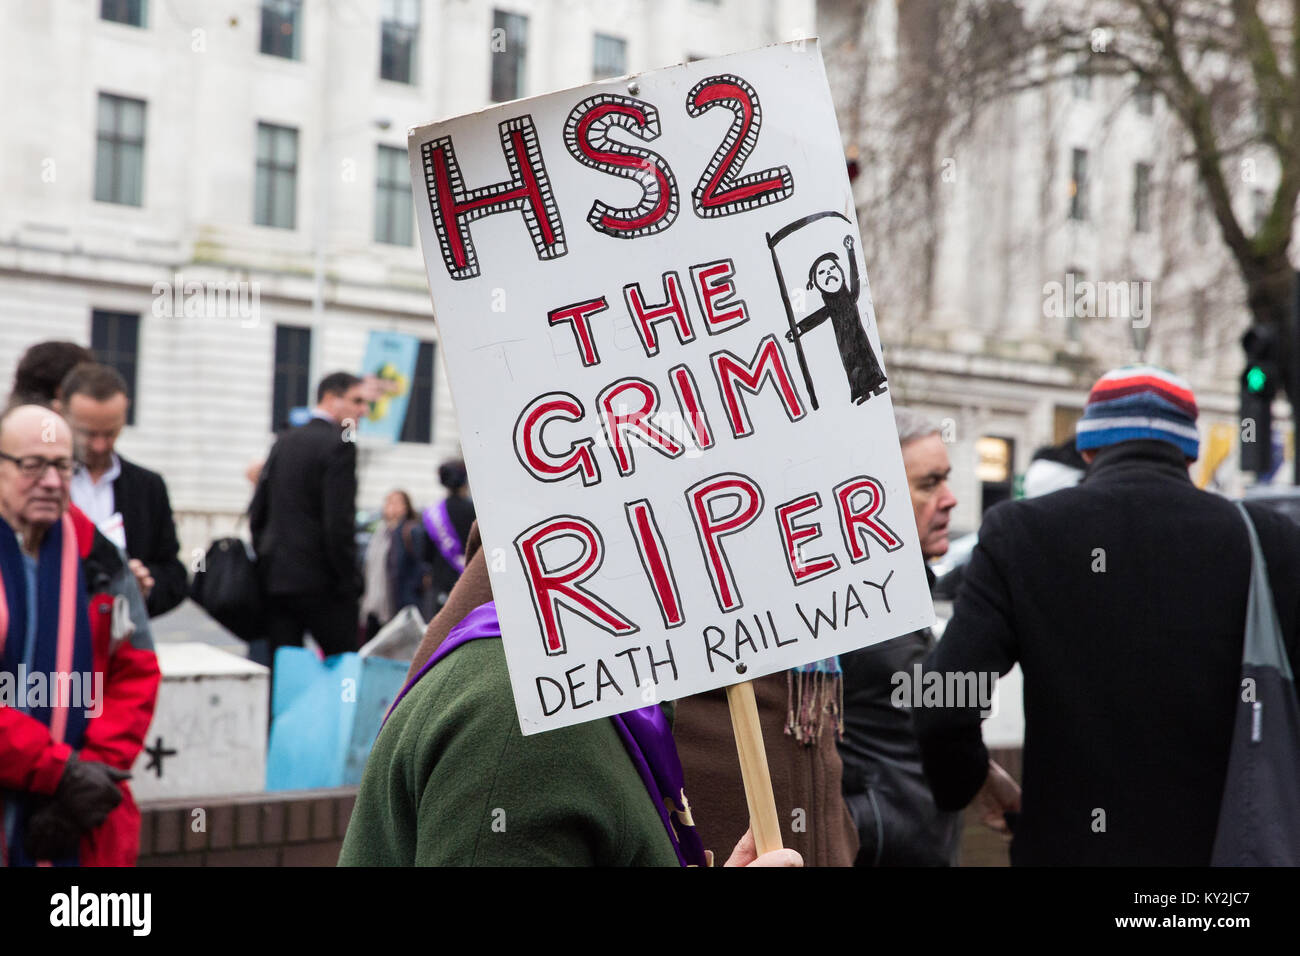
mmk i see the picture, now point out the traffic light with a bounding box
[1240,323,1280,473]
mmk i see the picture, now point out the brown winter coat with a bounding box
[674,674,859,866]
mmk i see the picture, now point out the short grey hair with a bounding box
[894,406,942,446]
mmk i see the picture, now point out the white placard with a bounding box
[409,41,934,735]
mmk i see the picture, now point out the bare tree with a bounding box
[1075,1,1299,340]
[828,0,1298,374]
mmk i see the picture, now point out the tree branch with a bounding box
[1231,0,1291,150]
[1134,0,1255,268]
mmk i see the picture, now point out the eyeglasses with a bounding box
[0,452,74,480]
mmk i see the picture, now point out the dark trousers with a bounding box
[252,592,360,666]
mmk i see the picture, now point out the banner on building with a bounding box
[408,40,933,734]
[358,331,421,442]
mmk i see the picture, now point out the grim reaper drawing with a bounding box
[784,234,888,405]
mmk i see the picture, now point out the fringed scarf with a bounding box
[786,657,844,746]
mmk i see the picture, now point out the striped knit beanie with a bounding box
[1075,365,1200,461]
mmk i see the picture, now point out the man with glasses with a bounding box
[6,341,155,645]
[0,404,159,866]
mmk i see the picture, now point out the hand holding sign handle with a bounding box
[725,679,784,856]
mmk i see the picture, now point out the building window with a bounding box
[1129,282,1151,353]
[1053,406,1083,446]
[399,341,437,444]
[375,145,413,246]
[1071,56,1092,99]
[94,93,146,206]
[490,10,528,102]
[593,33,626,79]
[976,436,1015,514]
[1064,267,1084,342]
[1134,76,1154,115]
[271,325,312,432]
[91,310,139,426]
[1253,188,1269,234]
[101,0,146,27]
[1069,148,1088,221]
[255,122,298,229]
[1190,287,1208,360]
[1133,162,1151,233]
[380,0,420,83]
[260,0,301,60]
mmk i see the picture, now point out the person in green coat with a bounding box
[339,524,800,868]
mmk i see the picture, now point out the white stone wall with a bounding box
[0,0,812,560]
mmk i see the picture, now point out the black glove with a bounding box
[23,797,83,861]
[54,753,130,831]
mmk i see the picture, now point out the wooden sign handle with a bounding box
[725,679,783,857]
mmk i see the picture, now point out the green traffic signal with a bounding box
[1246,365,1268,393]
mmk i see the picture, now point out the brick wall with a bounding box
[138,788,357,867]
[137,747,1023,866]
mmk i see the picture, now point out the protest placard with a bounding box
[408,40,934,736]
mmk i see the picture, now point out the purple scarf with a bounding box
[385,602,707,867]
[422,501,466,574]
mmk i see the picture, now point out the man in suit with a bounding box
[250,372,368,662]
[915,366,1300,865]
[58,363,188,619]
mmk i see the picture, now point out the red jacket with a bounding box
[0,505,160,866]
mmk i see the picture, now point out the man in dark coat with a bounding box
[839,407,1018,866]
[250,372,369,660]
[915,366,1300,865]
[59,364,188,618]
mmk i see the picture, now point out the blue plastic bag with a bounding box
[266,648,408,791]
